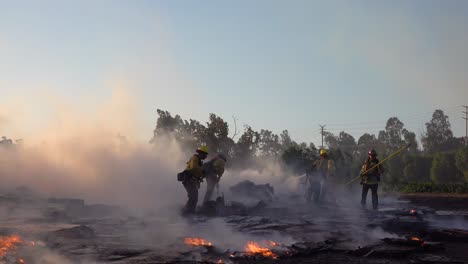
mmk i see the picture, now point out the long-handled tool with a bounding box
[346,143,411,186]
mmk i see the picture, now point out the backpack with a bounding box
[177,170,192,182]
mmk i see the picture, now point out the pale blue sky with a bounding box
[1,0,467,145]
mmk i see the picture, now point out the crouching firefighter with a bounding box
[360,149,384,210]
[203,153,227,203]
[177,146,208,215]
[305,149,335,203]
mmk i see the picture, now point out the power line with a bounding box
[326,107,460,128]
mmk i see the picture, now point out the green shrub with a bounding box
[431,152,464,184]
[389,182,468,193]
[403,154,432,182]
[455,147,468,182]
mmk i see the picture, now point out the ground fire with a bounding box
[184,237,213,247]
[245,241,278,259]
[0,235,36,264]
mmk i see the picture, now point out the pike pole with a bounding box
[346,143,411,186]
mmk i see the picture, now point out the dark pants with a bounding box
[183,181,198,214]
[203,175,218,203]
[306,181,321,203]
[361,184,378,209]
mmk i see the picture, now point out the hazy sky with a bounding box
[1,0,467,145]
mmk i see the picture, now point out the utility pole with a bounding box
[319,124,326,150]
[463,105,468,146]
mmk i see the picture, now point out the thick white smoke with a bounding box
[0,88,190,212]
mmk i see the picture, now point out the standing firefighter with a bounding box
[179,146,208,215]
[203,153,227,203]
[360,149,384,210]
[306,149,335,203]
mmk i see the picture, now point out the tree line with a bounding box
[151,109,468,188]
[1,109,466,190]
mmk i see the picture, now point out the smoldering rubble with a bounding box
[0,183,467,264]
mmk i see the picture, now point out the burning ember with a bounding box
[245,241,278,259]
[184,237,213,247]
[410,209,417,214]
[217,259,224,264]
[268,241,281,247]
[410,236,423,242]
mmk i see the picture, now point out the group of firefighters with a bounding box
[178,146,384,215]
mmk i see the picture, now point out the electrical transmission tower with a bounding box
[319,124,326,150]
[463,105,468,146]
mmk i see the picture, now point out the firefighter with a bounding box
[202,153,227,203]
[360,149,384,210]
[306,149,335,203]
[181,146,208,215]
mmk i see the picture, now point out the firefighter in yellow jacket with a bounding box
[360,149,384,210]
[203,153,227,203]
[182,146,208,215]
[306,149,335,203]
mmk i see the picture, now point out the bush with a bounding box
[383,155,405,185]
[393,182,468,193]
[431,152,464,184]
[403,154,432,182]
[455,147,468,182]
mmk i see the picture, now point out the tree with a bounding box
[324,132,338,150]
[0,136,15,149]
[377,117,406,153]
[281,144,317,174]
[431,152,464,184]
[337,131,356,152]
[233,126,260,164]
[151,110,180,140]
[279,130,294,150]
[402,129,418,153]
[357,133,378,157]
[258,129,281,157]
[422,110,454,152]
[150,109,205,149]
[205,114,234,156]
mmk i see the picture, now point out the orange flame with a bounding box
[0,235,23,257]
[0,235,39,263]
[410,236,423,242]
[217,259,224,264]
[245,241,278,259]
[184,237,213,247]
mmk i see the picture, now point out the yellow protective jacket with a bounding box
[361,158,384,185]
[185,154,204,186]
[203,158,225,181]
[313,157,335,180]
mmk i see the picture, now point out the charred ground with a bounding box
[0,185,467,264]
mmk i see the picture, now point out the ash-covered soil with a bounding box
[0,188,467,264]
